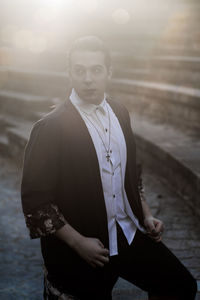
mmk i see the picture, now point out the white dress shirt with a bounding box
[70,88,145,256]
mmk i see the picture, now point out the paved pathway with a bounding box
[0,156,199,299]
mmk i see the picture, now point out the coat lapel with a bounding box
[106,98,135,163]
[63,99,104,190]
[61,99,109,244]
[106,99,144,223]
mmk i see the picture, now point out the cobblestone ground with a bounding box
[0,156,199,300]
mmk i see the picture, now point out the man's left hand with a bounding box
[144,217,164,242]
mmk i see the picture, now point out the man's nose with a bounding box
[84,70,92,83]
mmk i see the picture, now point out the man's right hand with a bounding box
[74,236,109,268]
[55,223,109,268]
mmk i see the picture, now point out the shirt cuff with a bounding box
[24,203,67,239]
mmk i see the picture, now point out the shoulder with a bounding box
[106,95,130,121]
[31,100,69,134]
[26,102,67,147]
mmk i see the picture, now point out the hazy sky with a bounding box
[0,0,197,53]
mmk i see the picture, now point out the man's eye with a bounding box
[92,67,102,74]
[74,68,85,75]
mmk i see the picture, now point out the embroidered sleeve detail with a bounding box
[44,266,79,300]
[25,203,67,239]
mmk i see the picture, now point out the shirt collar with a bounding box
[70,88,107,115]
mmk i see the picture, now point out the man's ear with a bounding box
[108,66,112,80]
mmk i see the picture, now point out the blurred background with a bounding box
[0,0,200,299]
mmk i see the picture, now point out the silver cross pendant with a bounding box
[106,153,110,162]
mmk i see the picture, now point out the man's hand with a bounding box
[144,216,164,242]
[74,236,109,268]
[55,223,109,268]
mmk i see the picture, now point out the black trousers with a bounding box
[46,225,197,300]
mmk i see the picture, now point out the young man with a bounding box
[21,36,197,300]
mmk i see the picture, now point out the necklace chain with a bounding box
[81,103,111,162]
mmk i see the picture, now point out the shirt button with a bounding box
[113,194,115,198]
[105,128,108,132]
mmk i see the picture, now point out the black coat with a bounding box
[21,98,144,280]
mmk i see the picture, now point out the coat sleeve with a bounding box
[21,118,67,239]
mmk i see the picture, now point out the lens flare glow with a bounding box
[1,25,18,44]
[14,30,33,49]
[14,29,47,53]
[29,36,47,53]
[112,9,130,25]
[34,7,59,24]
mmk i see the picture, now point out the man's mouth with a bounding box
[84,88,96,92]
[83,89,97,94]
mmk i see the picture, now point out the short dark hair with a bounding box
[68,35,111,69]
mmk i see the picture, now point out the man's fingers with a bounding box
[97,239,105,248]
[99,247,109,256]
[147,227,156,235]
[95,251,109,263]
[149,234,162,242]
[94,255,109,267]
[91,253,109,268]
[99,255,109,263]
[145,219,156,233]
[94,259,105,267]
[155,222,164,233]
[96,239,109,256]
[147,229,162,238]
[149,229,162,242]
[145,218,164,242]
[155,236,162,242]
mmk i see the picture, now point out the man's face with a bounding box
[69,50,112,104]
